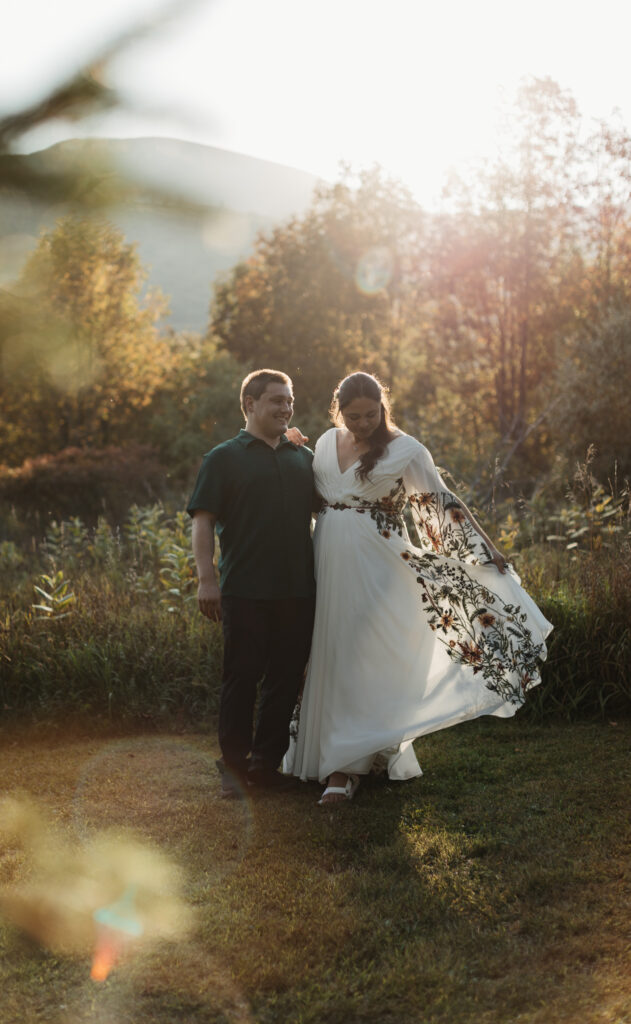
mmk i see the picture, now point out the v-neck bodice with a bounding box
[334,431,361,475]
[315,428,419,502]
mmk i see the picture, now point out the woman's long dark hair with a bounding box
[330,372,397,480]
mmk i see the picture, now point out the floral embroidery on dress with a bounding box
[399,547,544,703]
[322,476,544,704]
[404,488,543,702]
[288,693,302,743]
[321,478,407,537]
[408,491,493,564]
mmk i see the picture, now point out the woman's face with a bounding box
[340,396,382,441]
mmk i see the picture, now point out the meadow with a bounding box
[0,475,629,1024]
[0,719,629,1024]
[2,35,631,1024]
[1,468,630,725]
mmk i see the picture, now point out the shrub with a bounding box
[0,444,169,532]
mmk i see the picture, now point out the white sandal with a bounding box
[318,774,360,805]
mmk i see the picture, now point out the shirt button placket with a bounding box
[275,447,291,594]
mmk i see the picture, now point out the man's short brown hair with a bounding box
[240,369,293,417]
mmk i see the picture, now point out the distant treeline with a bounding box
[2,78,631,529]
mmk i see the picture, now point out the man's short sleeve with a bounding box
[186,448,226,519]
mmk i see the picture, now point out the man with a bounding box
[187,369,316,798]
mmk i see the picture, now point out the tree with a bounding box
[551,308,631,478]
[137,331,245,480]
[210,167,427,430]
[422,78,586,486]
[579,118,631,313]
[207,79,631,495]
[0,216,172,460]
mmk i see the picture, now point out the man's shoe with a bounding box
[247,765,294,792]
[217,759,250,800]
[222,774,241,798]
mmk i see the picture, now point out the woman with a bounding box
[285,372,552,805]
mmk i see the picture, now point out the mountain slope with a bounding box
[0,138,322,331]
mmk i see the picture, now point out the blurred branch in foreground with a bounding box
[0,0,205,208]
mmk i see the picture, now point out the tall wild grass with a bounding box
[0,463,629,724]
[0,506,222,726]
[504,454,631,718]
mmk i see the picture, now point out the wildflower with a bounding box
[440,611,454,631]
[458,641,483,665]
[479,612,496,628]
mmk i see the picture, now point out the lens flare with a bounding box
[90,930,120,982]
[91,885,143,982]
[202,208,251,253]
[355,246,393,294]
[1,749,257,1021]
[0,795,192,963]
[94,884,143,937]
[1,326,102,395]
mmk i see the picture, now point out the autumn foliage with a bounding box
[1,78,631,520]
[0,445,167,527]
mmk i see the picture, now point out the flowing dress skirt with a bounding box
[285,430,552,783]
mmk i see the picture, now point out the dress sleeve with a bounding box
[402,444,494,566]
[401,441,448,494]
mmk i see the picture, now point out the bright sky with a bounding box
[3,0,631,208]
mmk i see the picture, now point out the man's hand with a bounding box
[198,579,222,620]
[286,426,309,446]
[191,511,220,618]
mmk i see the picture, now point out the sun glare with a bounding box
[3,0,630,208]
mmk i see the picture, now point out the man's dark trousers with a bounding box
[219,595,315,774]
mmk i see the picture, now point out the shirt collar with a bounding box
[236,429,296,449]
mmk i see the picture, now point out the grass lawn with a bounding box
[0,717,630,1024]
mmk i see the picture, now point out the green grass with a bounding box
[1,718,630,1023]
[1,585,223,724]
[2,549,630,726]
[517,543,631,718]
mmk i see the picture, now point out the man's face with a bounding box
[247,382,294,437]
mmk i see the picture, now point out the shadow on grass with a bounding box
[0,718,629,1024]
[241,718,631,1024]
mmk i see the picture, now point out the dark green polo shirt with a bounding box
[187,429,316,600]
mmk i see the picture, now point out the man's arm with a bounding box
[191,510,222,620]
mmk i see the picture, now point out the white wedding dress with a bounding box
[285,429,552,784]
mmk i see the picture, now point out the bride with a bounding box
[285,371,552,805]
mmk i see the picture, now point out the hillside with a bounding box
[0,138,322,331]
